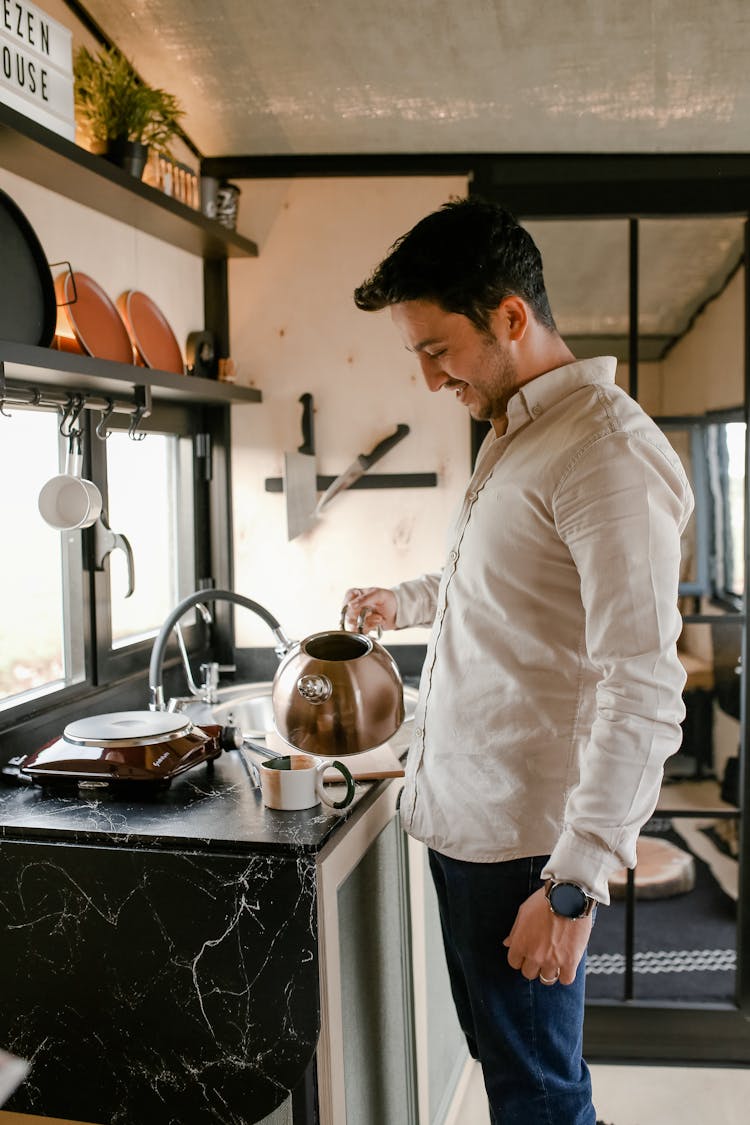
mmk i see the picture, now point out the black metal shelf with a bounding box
[0,340,262,406]
[0,103,258,260]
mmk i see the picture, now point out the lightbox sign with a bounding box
[0,0,74,140]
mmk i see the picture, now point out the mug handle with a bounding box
[316,759,355,810]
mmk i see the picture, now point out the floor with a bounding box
[4,1061,750,1124]
[455,1060,750,1125]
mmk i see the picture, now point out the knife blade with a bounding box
[284,393,317,539]
[315,423,410,514]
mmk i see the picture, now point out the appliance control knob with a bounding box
[220,725,243,750]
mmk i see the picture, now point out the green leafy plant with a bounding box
[73,45,184,156]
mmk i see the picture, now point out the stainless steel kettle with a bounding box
[272,608,405,758]
[148,591,404,758]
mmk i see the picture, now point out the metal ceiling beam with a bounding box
[201,152,750,218]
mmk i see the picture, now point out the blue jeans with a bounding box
[428,850,596,1125]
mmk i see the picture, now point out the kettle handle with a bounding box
[339,604,382,639]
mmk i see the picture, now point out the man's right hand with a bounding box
[342,587,398,632]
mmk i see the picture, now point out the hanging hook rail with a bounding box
[59,393,85,438]
[96,398,115,441]
[128,384,152,442]
[0,375,151,430]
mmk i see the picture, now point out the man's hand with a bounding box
[342,586,398,632]
[503,887,593,986]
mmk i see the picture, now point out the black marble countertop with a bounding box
[0,726,411,856]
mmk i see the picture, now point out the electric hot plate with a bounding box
[18,710,222,789]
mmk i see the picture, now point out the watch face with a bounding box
[549,882,588,918]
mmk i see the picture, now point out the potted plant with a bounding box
[73,45,184,179]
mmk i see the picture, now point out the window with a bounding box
[707,420,745,603]
[0,407,84,711]
[0,398,209,723]
[106,431,195,647]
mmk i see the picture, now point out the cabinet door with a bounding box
[407,838,470,1124]
[316,784,471,1125]
[317,783,419,1124]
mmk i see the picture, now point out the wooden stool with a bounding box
[608,836,695,900]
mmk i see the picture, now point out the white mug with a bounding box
[38,440,102,531]
[259,754,355,812]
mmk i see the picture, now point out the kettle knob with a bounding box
[296,673,333,704]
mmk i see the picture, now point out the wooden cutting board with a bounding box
[290,741,404,782]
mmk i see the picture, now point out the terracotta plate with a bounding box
[55,271,134,363]
[117,289,184,374]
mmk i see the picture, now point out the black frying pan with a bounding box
[0,187,56,347]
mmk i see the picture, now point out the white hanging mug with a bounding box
[38,436,103,531]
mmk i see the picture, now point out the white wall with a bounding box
[0,168,204,349]
[660,269,744,415]
[227,176,469,646]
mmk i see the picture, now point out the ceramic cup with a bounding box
[38,442,102,531]
[258,754,355,812]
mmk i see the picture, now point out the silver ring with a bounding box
[539,970,560,985]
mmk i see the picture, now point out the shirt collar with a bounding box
[507,356,618,432]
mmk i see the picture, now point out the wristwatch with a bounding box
[544,879,596,920]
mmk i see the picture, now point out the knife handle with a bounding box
[298,393,315,455]
[360,423,410,469]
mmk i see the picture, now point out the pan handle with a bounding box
[49,261,78,307]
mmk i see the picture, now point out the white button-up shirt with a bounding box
[394,356,693,904]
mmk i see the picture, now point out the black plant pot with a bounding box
[104,138,149,180]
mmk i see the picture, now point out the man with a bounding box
[343,198,693,1124]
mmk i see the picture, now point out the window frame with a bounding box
[0,396,230,737]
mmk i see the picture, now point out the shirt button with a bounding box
[467,491,477,502]
[415,727,423,738]
[449,550,458,562]
[531,404,542,416]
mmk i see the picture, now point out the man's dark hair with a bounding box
[354,197,556,334]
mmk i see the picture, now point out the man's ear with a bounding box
[491,296,529,342]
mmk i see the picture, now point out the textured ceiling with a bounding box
[71,1,749,352]
[79,0,750,158]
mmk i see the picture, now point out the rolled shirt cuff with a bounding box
[542,827,631,906]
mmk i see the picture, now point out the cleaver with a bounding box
[284,393,317,539]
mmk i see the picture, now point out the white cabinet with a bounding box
[316,781,468,1124]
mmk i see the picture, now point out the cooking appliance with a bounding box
[314,424,410,514]
[19,711,222,788]
[0,187,56,347]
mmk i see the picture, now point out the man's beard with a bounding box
[468,333,518,421]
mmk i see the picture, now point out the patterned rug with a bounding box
[585,821,738,1003]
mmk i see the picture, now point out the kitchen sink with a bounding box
[201,681,419,742]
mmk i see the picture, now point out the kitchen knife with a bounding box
[315,423,410,514]
[284,393,317,539]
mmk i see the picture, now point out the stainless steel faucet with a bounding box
[148,589,293,711]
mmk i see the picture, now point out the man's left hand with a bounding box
[503,887,593,986]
